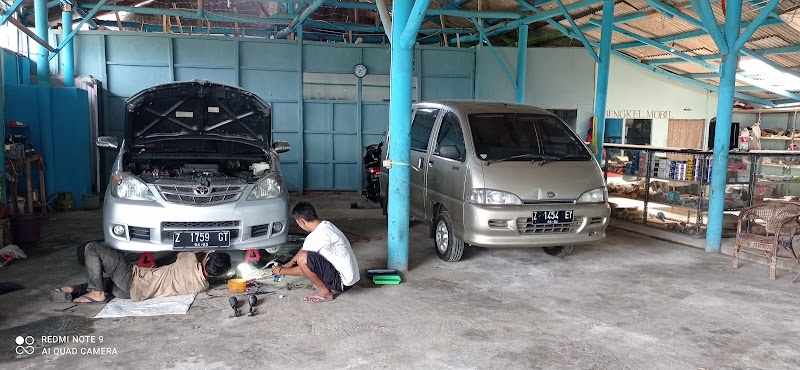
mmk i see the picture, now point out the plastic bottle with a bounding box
[739,128,750,151]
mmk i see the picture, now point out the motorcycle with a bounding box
[363,142,383,203]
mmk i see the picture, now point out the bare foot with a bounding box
[312,288,334,300]
[73,291,107,304]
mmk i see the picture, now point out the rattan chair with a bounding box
[734,200,800,280]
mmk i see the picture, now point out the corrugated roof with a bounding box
[17,0,800,103]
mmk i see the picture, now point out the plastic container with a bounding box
[11,213,42,245]
[227,278,247,293]
[373,275,402,285]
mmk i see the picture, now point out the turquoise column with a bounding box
[592,0,613,163]
[705,1,743,252]
[34,0,50,87]
[62,6,74,87]
[515,25,528,103]
[35,0,55,198]
[387,0,414,272]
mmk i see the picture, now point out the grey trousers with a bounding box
[84,242,133,299]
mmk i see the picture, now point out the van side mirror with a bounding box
[438,145,462,161]
[96,136,119,149]
[273,140,291,153]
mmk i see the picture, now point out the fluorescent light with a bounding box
[739,59,800,91]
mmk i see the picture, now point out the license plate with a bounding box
[533,210,574,225]
[173,231,231,248]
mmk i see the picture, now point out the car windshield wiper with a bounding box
[538,153,592,166]
[485,153,560,165]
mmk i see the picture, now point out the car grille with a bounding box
[516,217,583,234]
[590,217,604,225]
[129,226,151,241]
[163,221,240,228]
[156,184,246,205]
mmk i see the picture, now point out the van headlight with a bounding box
[248,174,283,200]
[466,189,522,205]
[110,172,155,201]
[577,187,607,204]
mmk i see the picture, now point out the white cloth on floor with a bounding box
[0,245,26,259]
[94,294,196,318]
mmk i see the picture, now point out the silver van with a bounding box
[97,81,291,252]
[379,101,610,262]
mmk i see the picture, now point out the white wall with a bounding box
[606,57,718,147]
[475,47,596,136]
[476,46,718,147]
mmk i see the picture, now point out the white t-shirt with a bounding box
[301,221,360,287]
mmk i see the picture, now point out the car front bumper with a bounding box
[102,189,289,252]
[461,202,611,248]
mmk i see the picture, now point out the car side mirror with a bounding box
[96,136,119,149]
[438,145,462,161]
[272,140,291,153]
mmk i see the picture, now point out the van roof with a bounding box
[414,100,557,116]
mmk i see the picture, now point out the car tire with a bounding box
[434,211,464,262]
[543,245,574,257]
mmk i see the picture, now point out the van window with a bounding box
[410,108,439,151]
[434,112,466,161]
[468,113,591,161]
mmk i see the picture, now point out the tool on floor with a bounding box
[229,296,240,318]
[247,294,258,316]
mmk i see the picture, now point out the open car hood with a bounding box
[126,80,271,149]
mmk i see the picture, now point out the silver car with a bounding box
[380,101,610,262]
[97,81,291,252]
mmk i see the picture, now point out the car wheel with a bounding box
[543,245,574,257]
[434,211,464,262]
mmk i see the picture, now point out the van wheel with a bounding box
[543,245,573,257]
[434,211,464,262]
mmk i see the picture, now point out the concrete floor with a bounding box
[2,194,800,369]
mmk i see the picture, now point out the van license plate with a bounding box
[533,210,574,225]
[173,231,230,248]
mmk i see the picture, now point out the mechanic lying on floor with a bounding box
[272,201,360,303]
[50,242,232,304]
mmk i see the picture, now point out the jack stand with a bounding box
[245,248,261,263]
[137,252,157,268]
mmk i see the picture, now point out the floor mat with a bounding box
[94,294,196,318]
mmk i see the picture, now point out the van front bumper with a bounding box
[461,202,611,248]
[103,190,289,252]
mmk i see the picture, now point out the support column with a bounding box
[515,25,528,103]
[34,0,50,87]
[62,5,74,87]
[592,0,613,163]
[35,0,55,198]
[387,0,414,272]
[706,1,743,252]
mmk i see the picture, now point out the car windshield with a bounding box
[468,113,591,161]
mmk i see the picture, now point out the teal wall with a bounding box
[66,32,475,191]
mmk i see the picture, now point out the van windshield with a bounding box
[468,113,592,162]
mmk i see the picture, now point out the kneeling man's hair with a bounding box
[292,201,319,222]
[205,252,232,277]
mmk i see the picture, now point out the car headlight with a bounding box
[466,189,523,205]
[577,187,607,204]
[248,174,283,200]
[110,172,155,201]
